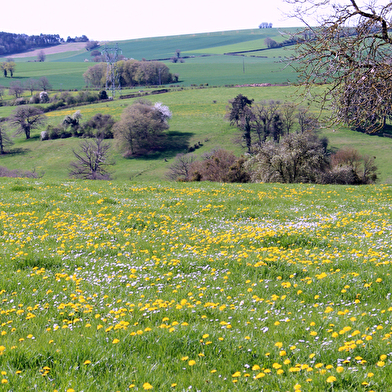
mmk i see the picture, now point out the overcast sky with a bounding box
[3,0,300,41]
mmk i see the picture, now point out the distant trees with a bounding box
[24,78,38,95]
[69,137,114,180]
[38,76,52,91]
[8,81,24,98]
[264,37,279,48]
[1,60,15,77]
[66,35,89,43]
[85,41,99,51]
[83,59,177,88]
[227,95,319,152]
[113,100,171,156]
[8,106,46,139]
[37,50,46,62]
[0,32,63,57]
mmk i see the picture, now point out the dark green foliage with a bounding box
[226,94,254,126]
[83,113,115,139]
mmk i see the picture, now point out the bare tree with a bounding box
[252,100,282,144]
[285,0,392,133]
[24,79,38,96]
[296,107,319,133]
[69,138,114,180]
[166,153,196,181]
[38,76,52,91]
[0,85,5,101]
[37,50,46,62]
[8,106,46,139]
[9,81,24,98]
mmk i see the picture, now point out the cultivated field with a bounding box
[0,179,391,391]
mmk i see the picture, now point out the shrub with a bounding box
[245,132,329,183]
[325,148,378,184]
[166,149,250,183]
[0,166,42,178]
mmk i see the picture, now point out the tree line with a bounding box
[0,32,63,56]
[83,59,178,88]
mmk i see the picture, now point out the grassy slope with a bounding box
[0,28,295,89]
[1,86,392,183]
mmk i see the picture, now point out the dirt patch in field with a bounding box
[11,42,89,58]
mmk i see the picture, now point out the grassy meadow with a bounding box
[1,85,392,183]
[1,179,392,391]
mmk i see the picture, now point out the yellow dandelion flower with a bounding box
[143,382,153,390]
[188,360,196,366]
[326,376,336,383]
[232,371,241,377]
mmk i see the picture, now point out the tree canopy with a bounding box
[286,0,392,133]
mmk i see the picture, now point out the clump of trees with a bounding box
[114,100,172,156]
[83,59,178,88]
[245,133,377,185]
[226,94,318,153]
[1,60,16,77]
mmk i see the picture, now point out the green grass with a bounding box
[1,85,392,183]
[0,28,297,90]
[1,179,392,390]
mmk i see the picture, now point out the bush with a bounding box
[326,148,378,184]
[0,166,43,178]
[166,149,250,183]
[245,132,329,183]
[82,113,115,139]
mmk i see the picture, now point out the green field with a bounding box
[1,179,392,391]
[0,28,296,90]
[1,85,391,183]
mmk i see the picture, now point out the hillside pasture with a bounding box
[0,179,392,391]
[1,86,392,183]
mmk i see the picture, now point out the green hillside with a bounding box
[0,28,296,89]
[0,86,391,183]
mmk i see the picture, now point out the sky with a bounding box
[3,0,301,42]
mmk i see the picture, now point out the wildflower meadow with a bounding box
[1,178,392,391]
